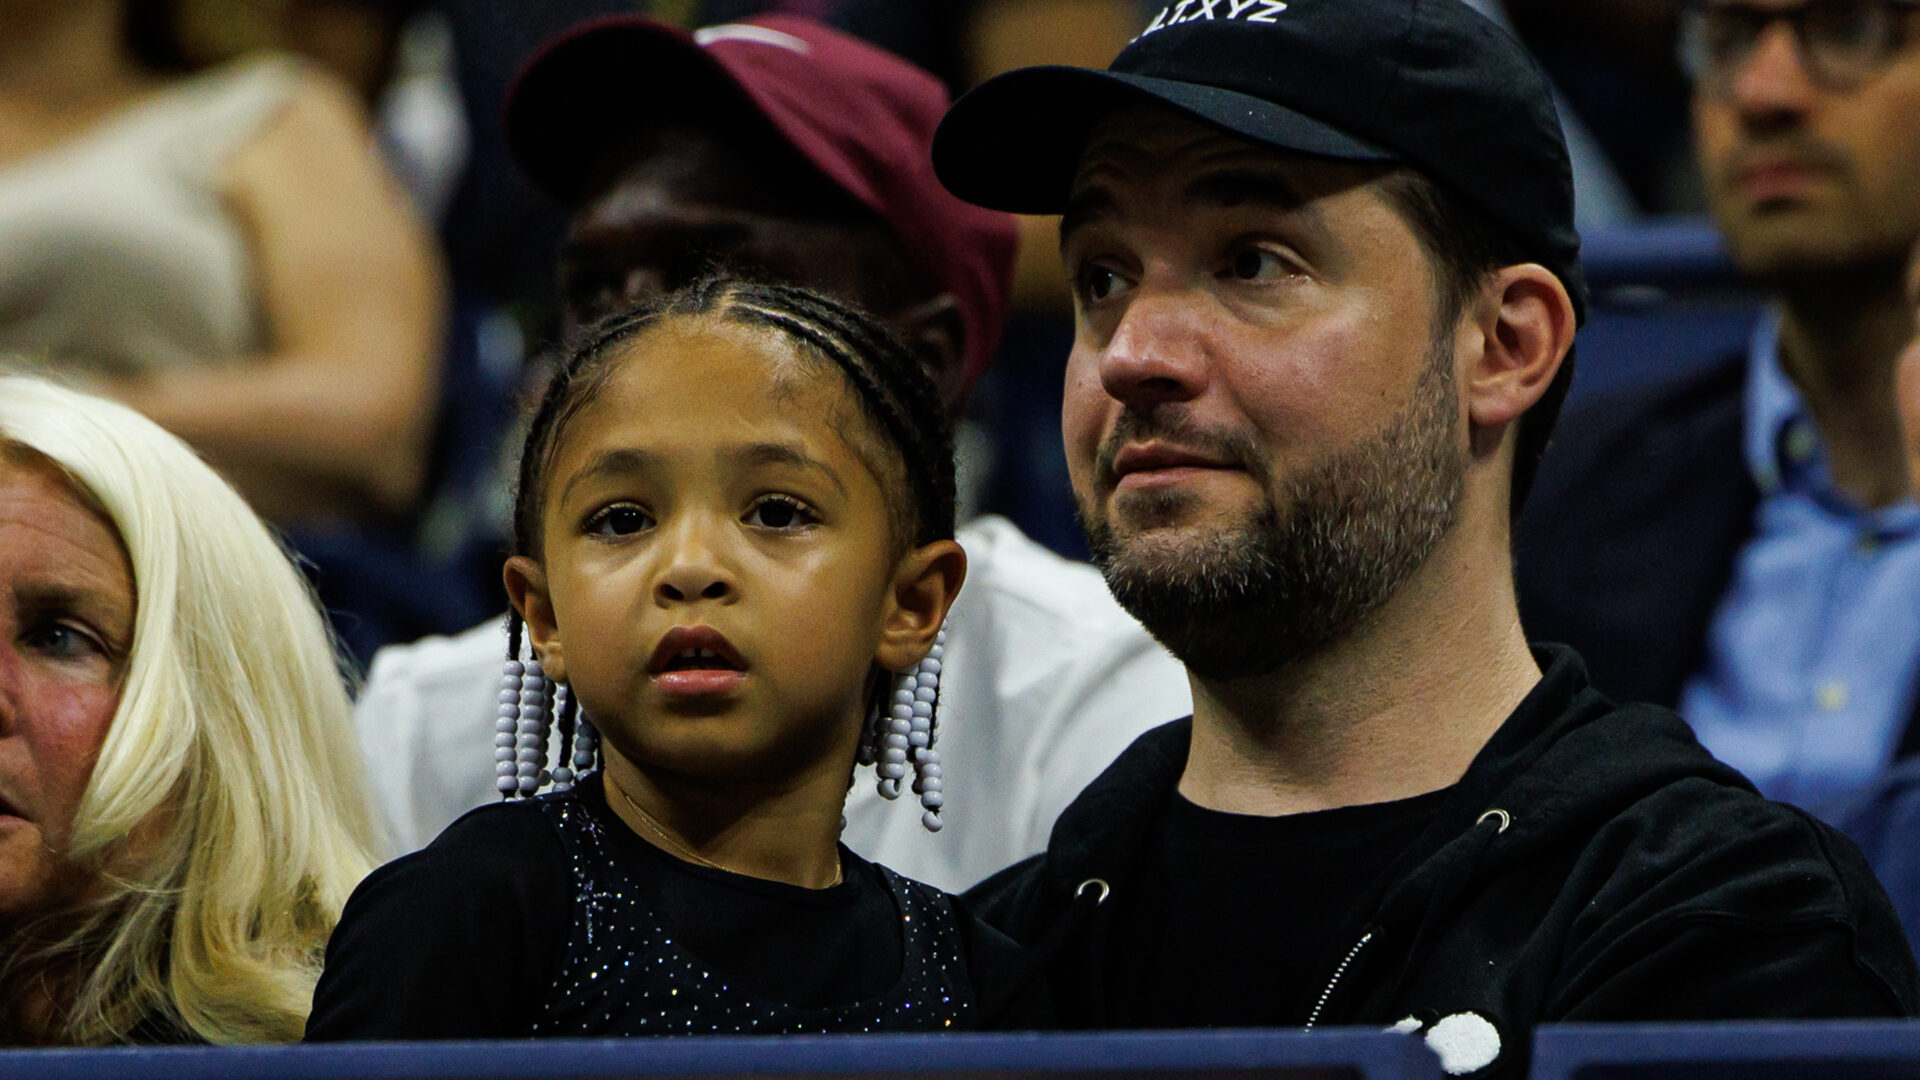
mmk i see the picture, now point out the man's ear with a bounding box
[503,555,566,683]
[891,293,968,410]
[1463,265,1576,445]
[874,539,968,672]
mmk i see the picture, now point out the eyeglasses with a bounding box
[1680,0,1920,95]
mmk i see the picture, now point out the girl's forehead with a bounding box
[564,317,870,462]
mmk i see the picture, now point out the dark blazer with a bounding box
[1514,351,1920,759]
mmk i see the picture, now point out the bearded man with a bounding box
[932,1,1916,1073]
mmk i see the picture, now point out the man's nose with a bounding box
[654,518,737,606]
[1097,288,1212,411]
[1727,23,1819,123]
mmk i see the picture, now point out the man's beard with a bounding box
[1082,345,1465,682]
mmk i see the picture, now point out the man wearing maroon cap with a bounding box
[350,15,1190,890]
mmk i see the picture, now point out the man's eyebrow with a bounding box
[1060,186,1119,249]
[559,446,657,506]
[1183,169,1314,216]
[1061,169,1328,249]
[726,441,849,497]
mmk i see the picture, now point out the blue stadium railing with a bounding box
[15,1023,1920,1077]
[1530,1020,1920,1079]
[0,1029,1443,1080]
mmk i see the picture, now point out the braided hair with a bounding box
[497,277,959,817]
[513,276,955,564]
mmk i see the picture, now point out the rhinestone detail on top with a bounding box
[530,786,973,1036]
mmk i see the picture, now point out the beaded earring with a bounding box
[549,682,598,792]
[498,613,598,799]
[864,623,948,832]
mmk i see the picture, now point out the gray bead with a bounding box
[496,776,518,793]
[495,747,515,763]
[499,690,518,705]
[920,763,942,779]
[921,811,943,832]
[921,792,944,809]
[504,661,525,678]
[884,734,909,750]
[517,762,540,777]
[908,732,929,748]
[881,748,907,764]
[496,761,516,777]
[914,687,937,703]
[919,659,942,675]
[915,672,939,689]
[495,732,515,747]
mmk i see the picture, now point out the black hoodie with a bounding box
[968,648,1919,1077]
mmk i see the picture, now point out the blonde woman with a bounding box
[0,374,383,1045]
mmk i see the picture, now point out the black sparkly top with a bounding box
[306,774,987,1040]
[534,787,973,1035]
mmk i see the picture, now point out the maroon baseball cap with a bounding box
[505,15,1019,392]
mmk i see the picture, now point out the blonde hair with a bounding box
[0,375,383,1045]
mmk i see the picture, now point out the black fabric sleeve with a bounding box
[304,804,572,1040]
[961,853,1050,943]
[1552,920,1913,1021]
[952,891,1056,1030]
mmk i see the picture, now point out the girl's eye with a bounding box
[746,495,818,530]
[586,503,655,537]
[23,620,104,661]
[1227,247,1297,283]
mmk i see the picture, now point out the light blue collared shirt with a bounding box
[1680,313,1920,814]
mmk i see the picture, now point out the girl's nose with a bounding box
[653,524,738,605]
[656,570,732,604]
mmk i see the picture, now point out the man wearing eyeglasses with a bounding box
[1518,0,1920,818]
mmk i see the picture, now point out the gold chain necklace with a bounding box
[606,774,843,887]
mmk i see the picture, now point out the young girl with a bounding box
[306,278,1020,1039]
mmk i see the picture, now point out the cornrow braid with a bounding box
[500,276,959,815]
[725,287,955,545]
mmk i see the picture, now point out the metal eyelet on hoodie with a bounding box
[1476,809,1512,834]
[1076,878,1111,904]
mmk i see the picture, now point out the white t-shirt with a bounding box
[353,516,1192,891]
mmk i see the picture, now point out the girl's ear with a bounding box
[875,539,967,672]
[503,555,567,683]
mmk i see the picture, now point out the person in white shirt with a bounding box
[352,14,1189,890]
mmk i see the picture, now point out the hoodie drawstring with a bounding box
[977,878,1111,1028]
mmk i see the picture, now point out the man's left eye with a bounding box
[1228,248,1294,282]
[746,496,817,530]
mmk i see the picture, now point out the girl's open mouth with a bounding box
[648,626,749,697]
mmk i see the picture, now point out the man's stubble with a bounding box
[1082,340,1465,682]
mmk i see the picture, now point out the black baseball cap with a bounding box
[933,0,1588,322]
